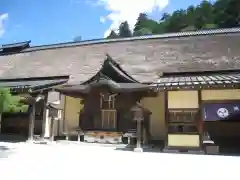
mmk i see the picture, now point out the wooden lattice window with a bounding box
[101,109,117,129]
[168,109,199,134]
[98,92,117,130]
[100,92,117,109]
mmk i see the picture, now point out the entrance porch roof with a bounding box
[152,70,240,90]
[0,75,69,94]
[56,82,153,95]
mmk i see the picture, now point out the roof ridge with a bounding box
[3,27,239,54]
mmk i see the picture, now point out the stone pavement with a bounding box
[0,141,240,180]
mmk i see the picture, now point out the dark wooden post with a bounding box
[28,103,36,141]
[41,95,47,139]
[50,116,55,142]
[132,104,144,152]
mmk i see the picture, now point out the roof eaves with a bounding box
[0,75,70,82]
[1,41,31,48]
[162,69,240,77]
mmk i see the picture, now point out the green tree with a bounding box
[106,30,119,39]
[161,13,171,21]
[164,9,188,32]
[118,21,132,38]
[102,0,239,39]
[214,0,240,28]
[134,27,152,36]
[134,13,148,33]
[0,88,11,132]
[185,6,196,27]
[194,1,214,29]
[133,13,158,36]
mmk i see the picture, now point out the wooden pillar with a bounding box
[198,90,204,147]
[44,109,50,137]
[164,90,168,148]
[136,120,142,149]
[28,103,36,141]
[50,117,55,142]
[41,96,47,139]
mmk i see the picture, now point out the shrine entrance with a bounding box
[57,55,156,144]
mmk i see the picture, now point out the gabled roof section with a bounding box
[0,41,31,55]
[1,41,31,49]
[82,54,138,84]
[106,54,138,83]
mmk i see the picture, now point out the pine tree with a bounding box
[106,30,119,39]
[118,21,132,38]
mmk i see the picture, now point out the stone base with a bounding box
[26,139,35,144]
[162,148,204,154]
[84,131,123,144]
[26,138,52,145]
[162,148,179,153]
[134,147,143,152]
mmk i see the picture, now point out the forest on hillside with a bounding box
[106,0,240,39]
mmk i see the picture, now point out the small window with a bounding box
[168,109,199,134]
[100,92,117,109]
[168,109,198,123]
[168,124,198,133]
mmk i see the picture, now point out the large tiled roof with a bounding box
[0,28,240,83]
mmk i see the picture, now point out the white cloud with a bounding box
[93,0,169,37]
[0,13,8,37]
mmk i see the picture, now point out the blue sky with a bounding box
[0,0,214,46]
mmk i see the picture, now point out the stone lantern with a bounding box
[47,102,62,142]
[131,104,144,152]
[46,91,61,142]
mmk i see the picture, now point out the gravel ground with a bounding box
[0,141,240,180]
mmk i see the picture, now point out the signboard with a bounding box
[203,102,240,121]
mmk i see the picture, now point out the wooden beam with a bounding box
[164,91,168,148]
[197,90,203,149]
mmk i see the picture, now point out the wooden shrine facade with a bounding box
[57,57,240,151]
[57,55,156,143]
